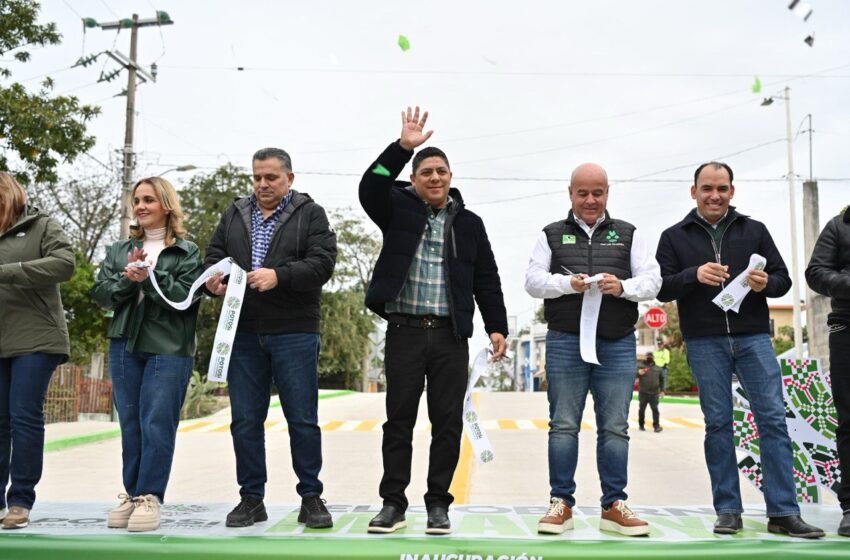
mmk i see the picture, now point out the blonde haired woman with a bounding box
[92,177,202,532]
[0,172,74,529]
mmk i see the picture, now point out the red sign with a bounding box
[644,307,667,329]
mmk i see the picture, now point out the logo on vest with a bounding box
[562,234,576,244]
[606,229,620,243]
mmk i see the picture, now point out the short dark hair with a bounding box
[253,147,292,171]
[693,161,733,185]
[412,147,450,174]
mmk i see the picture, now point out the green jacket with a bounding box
[91,236,203,357]
[0,206,74,360]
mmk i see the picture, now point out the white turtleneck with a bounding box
[143,227,167,268]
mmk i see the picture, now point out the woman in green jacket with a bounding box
[0,172,75,530]
[91,177,202,532]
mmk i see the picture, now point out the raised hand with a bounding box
[399,106,434,150]
[127,247,148,264]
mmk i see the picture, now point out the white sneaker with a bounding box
[107,494,136,528]
[127,494,161,532]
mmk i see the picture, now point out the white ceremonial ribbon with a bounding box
[711,254,767,313]
[579,275,604,365]
[128,257,246,381]
[462,347,497,464]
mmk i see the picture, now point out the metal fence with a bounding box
[44,364,113,424]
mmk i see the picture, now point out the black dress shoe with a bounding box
[767,515,825,538]
[713,513,743,534]
[838,511,850,537]
[426,505,451,535]
[226,496,268,527]
[298,495,333,528]
[368,505,406,533]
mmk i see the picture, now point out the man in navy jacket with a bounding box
[656,161,823,538]
[360,107,507,535]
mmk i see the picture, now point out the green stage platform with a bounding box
[1,503,846,559]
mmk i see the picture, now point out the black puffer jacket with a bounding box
[359,140,508,339]
[806,207,850,326]
[204,191,336,334]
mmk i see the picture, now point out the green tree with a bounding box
[655,302,695,392]
[318,289,375,388]
[318,209,380,389]
[60,251,109,364]
[1,0,100,184]
[772,325,807,355]
[28,166,121,261]
[665,346,695,392]
[180,164,251,368]
[534,304,545,324]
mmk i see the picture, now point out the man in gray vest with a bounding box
[525,163,661,536]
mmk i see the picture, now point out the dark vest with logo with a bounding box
[543,211,638,339]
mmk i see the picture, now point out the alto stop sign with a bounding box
[644,307,667,329]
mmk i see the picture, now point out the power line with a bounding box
[622,139,787,182]
[455,97,758,165]
[156,64,850,80]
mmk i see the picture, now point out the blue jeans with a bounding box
[228,331,323,499]
[545,330,636,508]
[0,353,63,509]
[109,339,192,502]
[685,334,799,517]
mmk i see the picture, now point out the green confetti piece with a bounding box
[397,35,410,51]
[751,77,761,93]
[371,163,391,177]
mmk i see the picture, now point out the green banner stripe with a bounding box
[270,390,355,409]
[43,429,122,453]
[0,534,846,560]
[631,393,700,405]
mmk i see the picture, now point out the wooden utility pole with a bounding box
[86,12,174,238]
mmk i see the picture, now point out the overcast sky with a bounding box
[13,0,850,350]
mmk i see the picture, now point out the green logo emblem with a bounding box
[562,234,576,244]
[226,296,240,309]
[464,410,479,423]
[606,229,620,243]
[721,293,735,307]
[216,342,231,355]
[480,450,494,463]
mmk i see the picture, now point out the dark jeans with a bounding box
[109,339,192,501]
[380,322,468,511]
[228,331,323,500]
[685,334,799,516]
[638,392,660,429]
[0,353,62,509]
[830,326,850,511]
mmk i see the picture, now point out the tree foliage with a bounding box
[180,164,251,368]
[318,209,381,388]
[0,0,100,184]
[28,166,122,261]
[60,251,109,364]
[656,302,695,392]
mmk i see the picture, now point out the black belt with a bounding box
[388,314,452,329]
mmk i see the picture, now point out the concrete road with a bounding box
[40,391,836,510]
